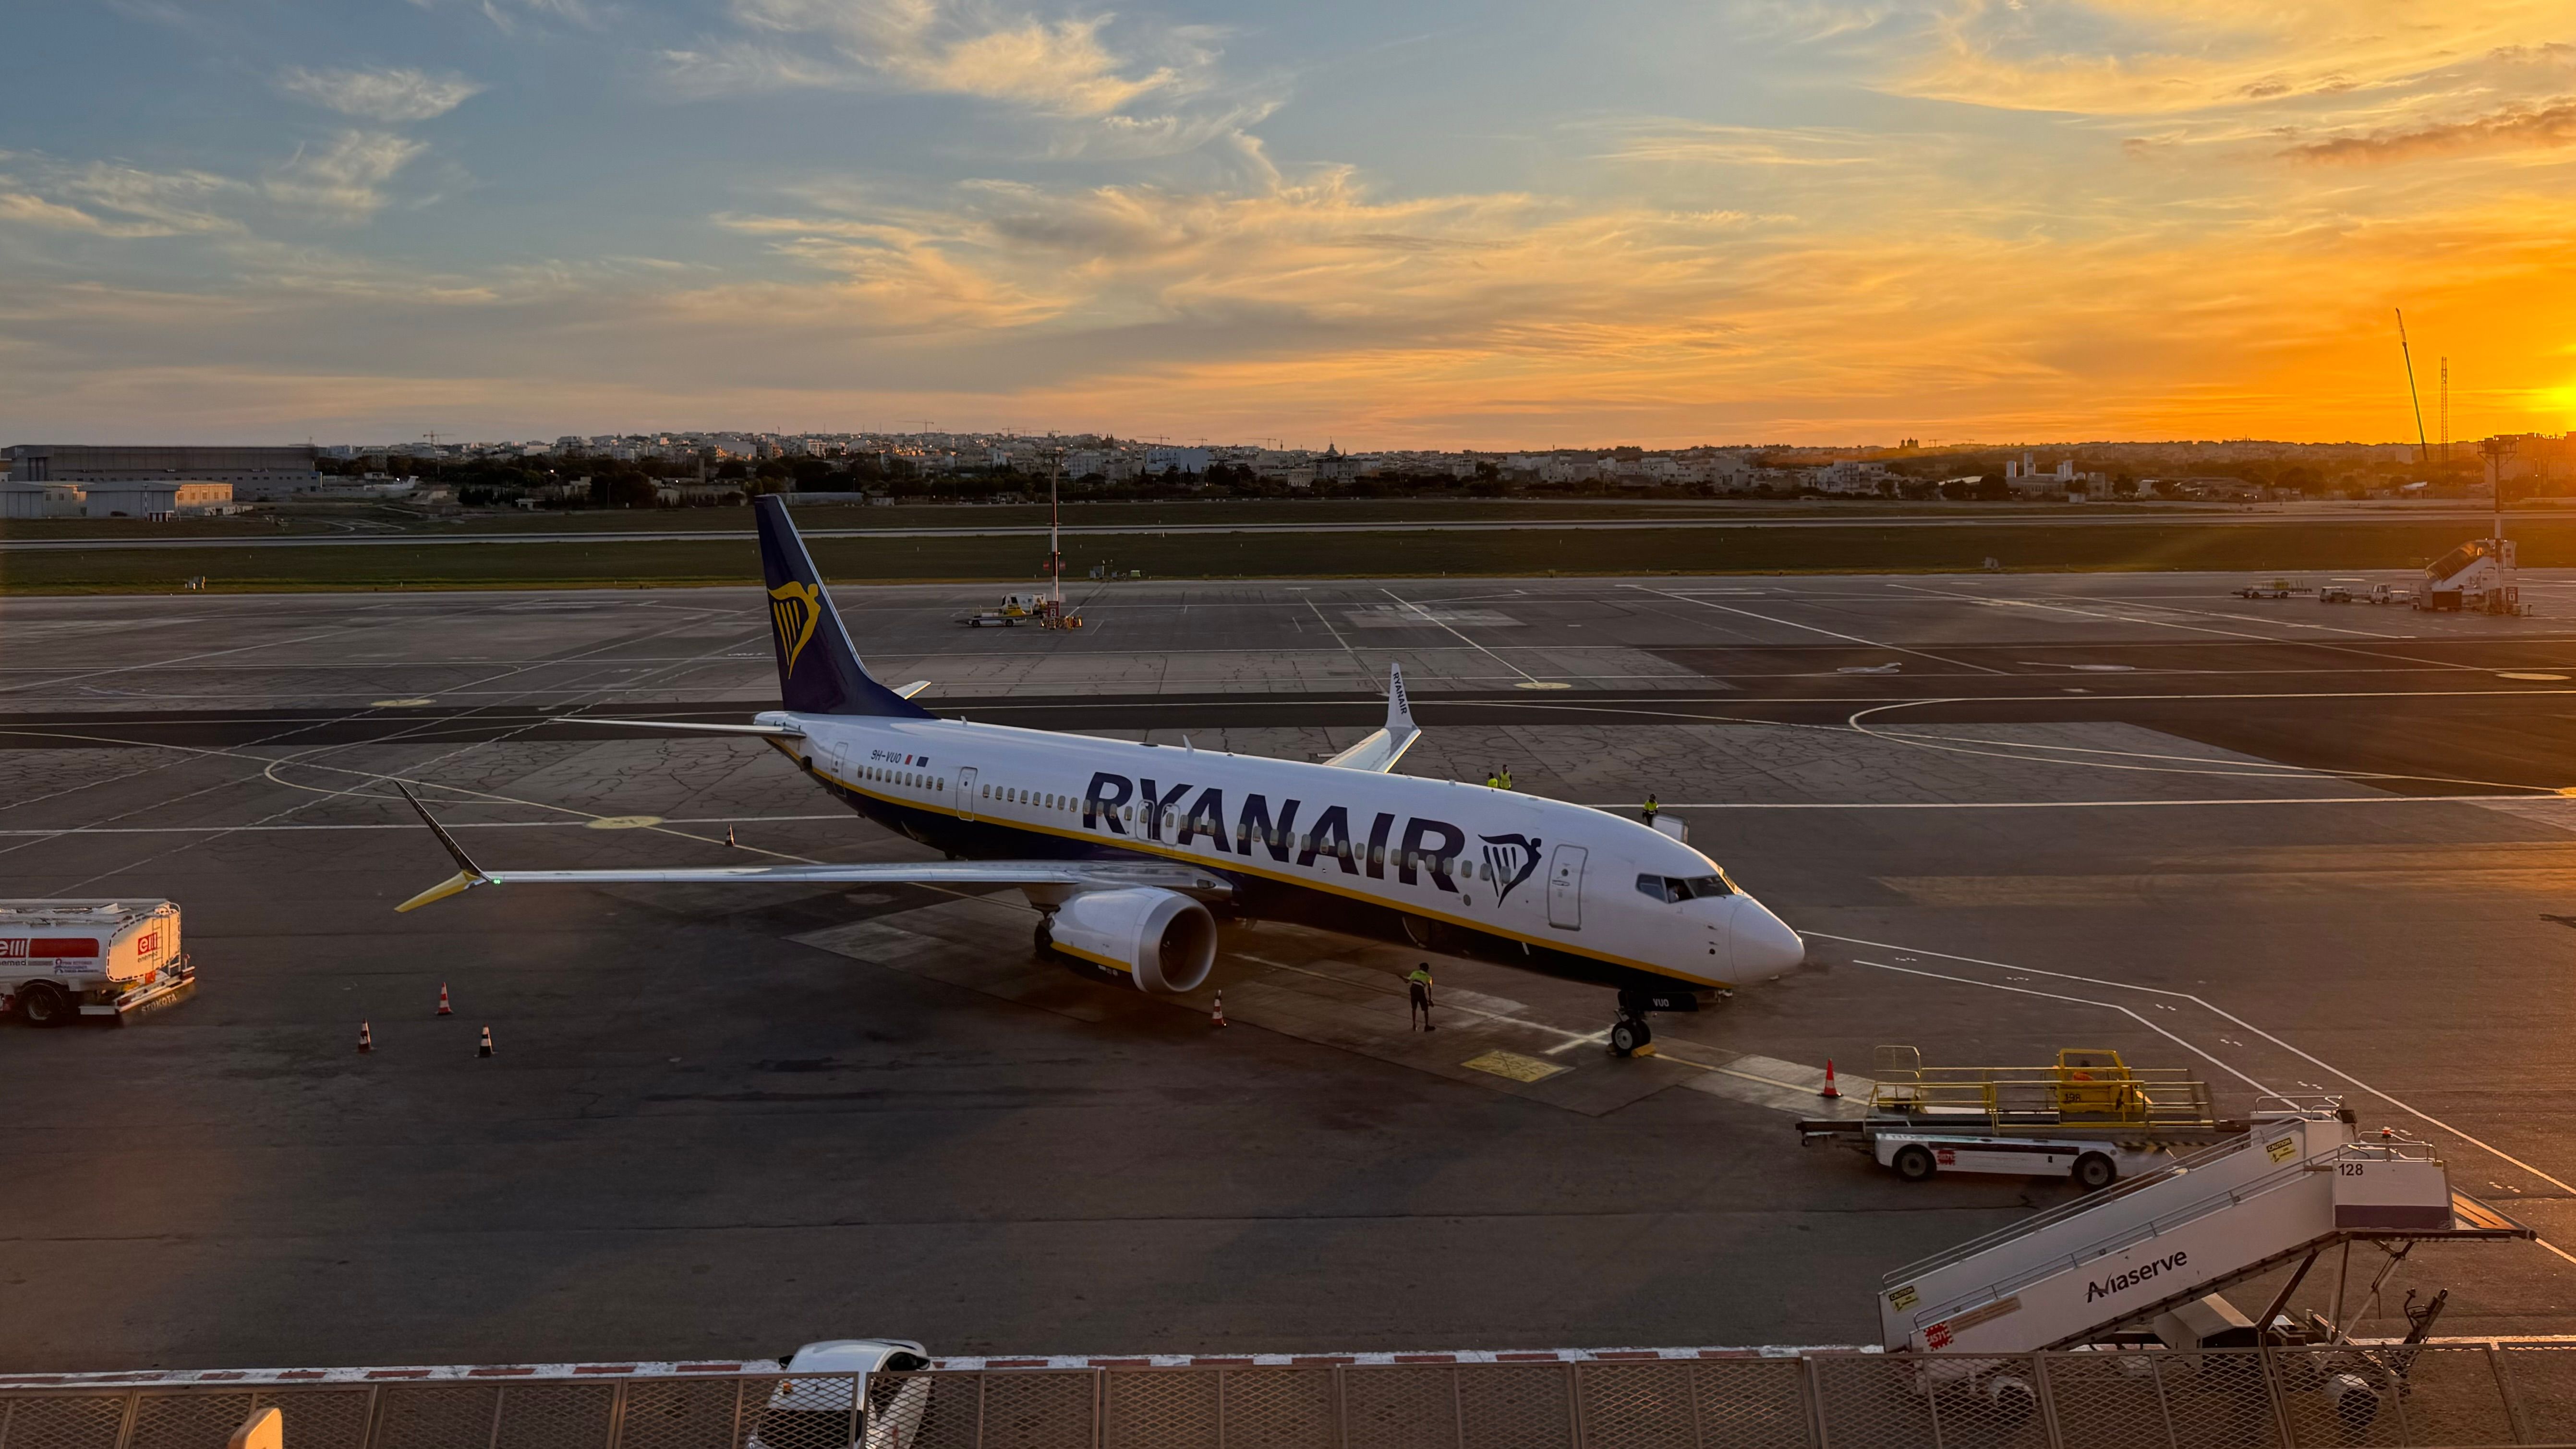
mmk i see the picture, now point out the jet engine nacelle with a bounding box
[1048,887,1217,994]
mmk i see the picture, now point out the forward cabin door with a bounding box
[957,767,979,821]
[1547,845,1587,930]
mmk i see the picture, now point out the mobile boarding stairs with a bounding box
[1879,1099,2528,1359]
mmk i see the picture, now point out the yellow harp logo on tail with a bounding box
[769,581,821,676]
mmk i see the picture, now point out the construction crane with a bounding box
[2440,358,2451,461]
[2394,311,2430,466]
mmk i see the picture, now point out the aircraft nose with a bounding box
[1731,896,1806,975]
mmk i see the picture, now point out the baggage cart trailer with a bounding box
[1800,1045,2243,1186]
[1,900,194,1026]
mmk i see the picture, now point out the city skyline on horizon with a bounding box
[6,3,2573,447]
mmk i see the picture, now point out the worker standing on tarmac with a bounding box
[1642,793,1659,827]
[1407,963,1437,1031]
[1485,767,1501,789]
[1499,765,1514,791]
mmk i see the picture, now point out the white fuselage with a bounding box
[759,710,1804,992]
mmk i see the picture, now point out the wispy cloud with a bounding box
[2286,97,2576,165]
[672,0,1197,114]
[662,0,1266,159]
[1883,0,2555,116]
[402,0,601,36]
[0,190,152,235]
[263,131,430,221]
[61,162,248,234]
[276,66,485,122]
[1604,121,1887,169]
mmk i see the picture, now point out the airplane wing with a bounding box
[390,786,1228,912]
[1322,663,1421,773]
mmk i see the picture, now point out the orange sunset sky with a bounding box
[4,0,2575,446]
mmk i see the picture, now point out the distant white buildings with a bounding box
[1808,459,1892,495]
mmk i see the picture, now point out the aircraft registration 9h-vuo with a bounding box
[396,496,1804,1053]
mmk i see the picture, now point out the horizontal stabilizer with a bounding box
[553,718,804,737]
[893,681,932,700]
[1323,662,1422,773]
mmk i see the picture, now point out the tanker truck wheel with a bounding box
[15,981,74,1028]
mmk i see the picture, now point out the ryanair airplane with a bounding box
[396,497,1803,1054]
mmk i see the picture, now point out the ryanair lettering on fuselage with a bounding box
[1079,770,1503,892]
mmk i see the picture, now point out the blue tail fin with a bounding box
[754,495,932,718]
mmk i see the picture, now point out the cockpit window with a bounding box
[1637,872,1734,903]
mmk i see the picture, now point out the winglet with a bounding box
[1385,662,1416,742]
[394,784,490,913]
[1321,663,1424,774]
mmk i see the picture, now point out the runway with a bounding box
[6,569,2576,1368]
[0,503,2549,551]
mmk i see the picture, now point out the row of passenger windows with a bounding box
[987,785,1075,811]
[858,764,943,792]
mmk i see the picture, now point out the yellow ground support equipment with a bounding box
[1866,1046,2220,1134]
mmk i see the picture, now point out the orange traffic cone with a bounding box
[358,1021,373,1054]
[1820,1059,1840,1099]
[436,983,453,1017]
[477,1025,495,1058]
[1210,992,1229,1028]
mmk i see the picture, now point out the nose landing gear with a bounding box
[1606,985,1725,1059]
[1608,1014,1654,1058]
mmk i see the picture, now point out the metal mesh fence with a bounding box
[1682,1360,1809,1449]
[2500,1345,2576,1446]
[2147,1350,2286,1449]
[2033,1350,2178,1449]
[0,1393,132,1449]
[12,1344,2576,1449]
[252,1391,375,1449]
[2392,1346,2518,1449]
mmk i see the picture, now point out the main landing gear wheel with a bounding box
[2072,1152,2118,1191]
[1033,918,1055,959]
[1608,1016,1652,1058]
[1893,1144,1938,1182]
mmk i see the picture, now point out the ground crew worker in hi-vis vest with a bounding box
[1407,963,1437,1031]
[1485,768,1501,789]
[1642,793,1659,827]
[1498,765,1514,791]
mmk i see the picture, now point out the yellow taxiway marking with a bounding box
[584,815,665,830]
[1462,1050,1566,1083]
[370,697,435,707]
[2499,672,2568,682]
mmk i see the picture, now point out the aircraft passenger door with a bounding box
[1547,845,1587,930]
[956,767,979,821]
